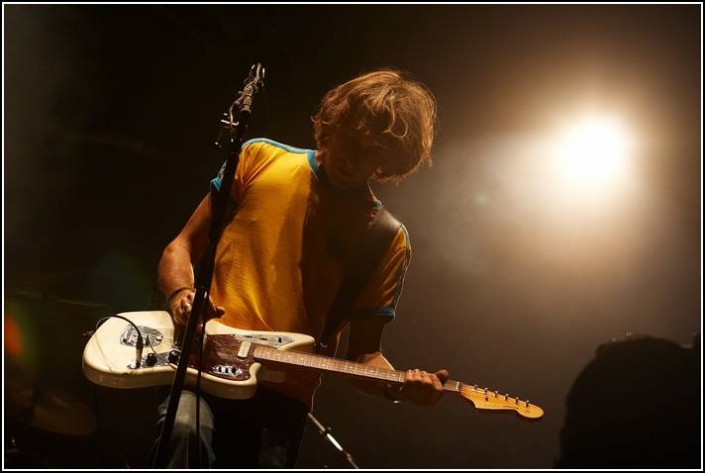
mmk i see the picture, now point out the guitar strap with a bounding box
[317,207,402,352]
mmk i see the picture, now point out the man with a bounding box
[155,69,448,468]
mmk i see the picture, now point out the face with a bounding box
[322,128,387,190]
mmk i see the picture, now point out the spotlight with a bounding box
[554,116,633,187]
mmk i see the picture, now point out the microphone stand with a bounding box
[152,64,265,468]
[307,412,360,469]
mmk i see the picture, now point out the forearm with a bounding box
[349,351,449,406]
[350,352,397,398]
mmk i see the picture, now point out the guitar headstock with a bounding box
[459,384,544,420]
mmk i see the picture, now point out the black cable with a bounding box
[93,315,145,355]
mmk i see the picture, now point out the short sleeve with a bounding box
[353,223,411,322]
[209,139,266,202]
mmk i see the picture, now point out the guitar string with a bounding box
[253,343,531,404]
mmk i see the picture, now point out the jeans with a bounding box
[152,388,308,468]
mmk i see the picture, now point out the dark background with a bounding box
[4,4,701,469]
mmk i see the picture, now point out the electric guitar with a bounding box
[82,311,544,420]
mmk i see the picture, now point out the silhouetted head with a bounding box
[556,333,700,469]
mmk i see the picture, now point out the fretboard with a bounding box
[253,345,462,393]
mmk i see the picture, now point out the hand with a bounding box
[395,368,449,407]
[170,290,225,346]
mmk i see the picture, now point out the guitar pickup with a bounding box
[234,333,294,348]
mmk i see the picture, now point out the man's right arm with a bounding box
[158,193,223,337]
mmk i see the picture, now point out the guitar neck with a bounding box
[252,345,463,393]
[249,340,543,420]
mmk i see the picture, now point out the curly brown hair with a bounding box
[312,69,437,182]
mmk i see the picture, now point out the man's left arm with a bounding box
[346,314,448,406]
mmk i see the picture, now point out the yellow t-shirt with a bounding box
[209,138,410,406]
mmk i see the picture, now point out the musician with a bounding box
[154,69,448,468]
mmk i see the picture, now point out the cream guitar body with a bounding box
[83,311,544,420]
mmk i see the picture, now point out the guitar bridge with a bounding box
[120,325,164,348]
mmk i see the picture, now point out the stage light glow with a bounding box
[4,313,24,356]
[553,116,633,188]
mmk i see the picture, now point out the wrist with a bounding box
[167,286,193,303]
